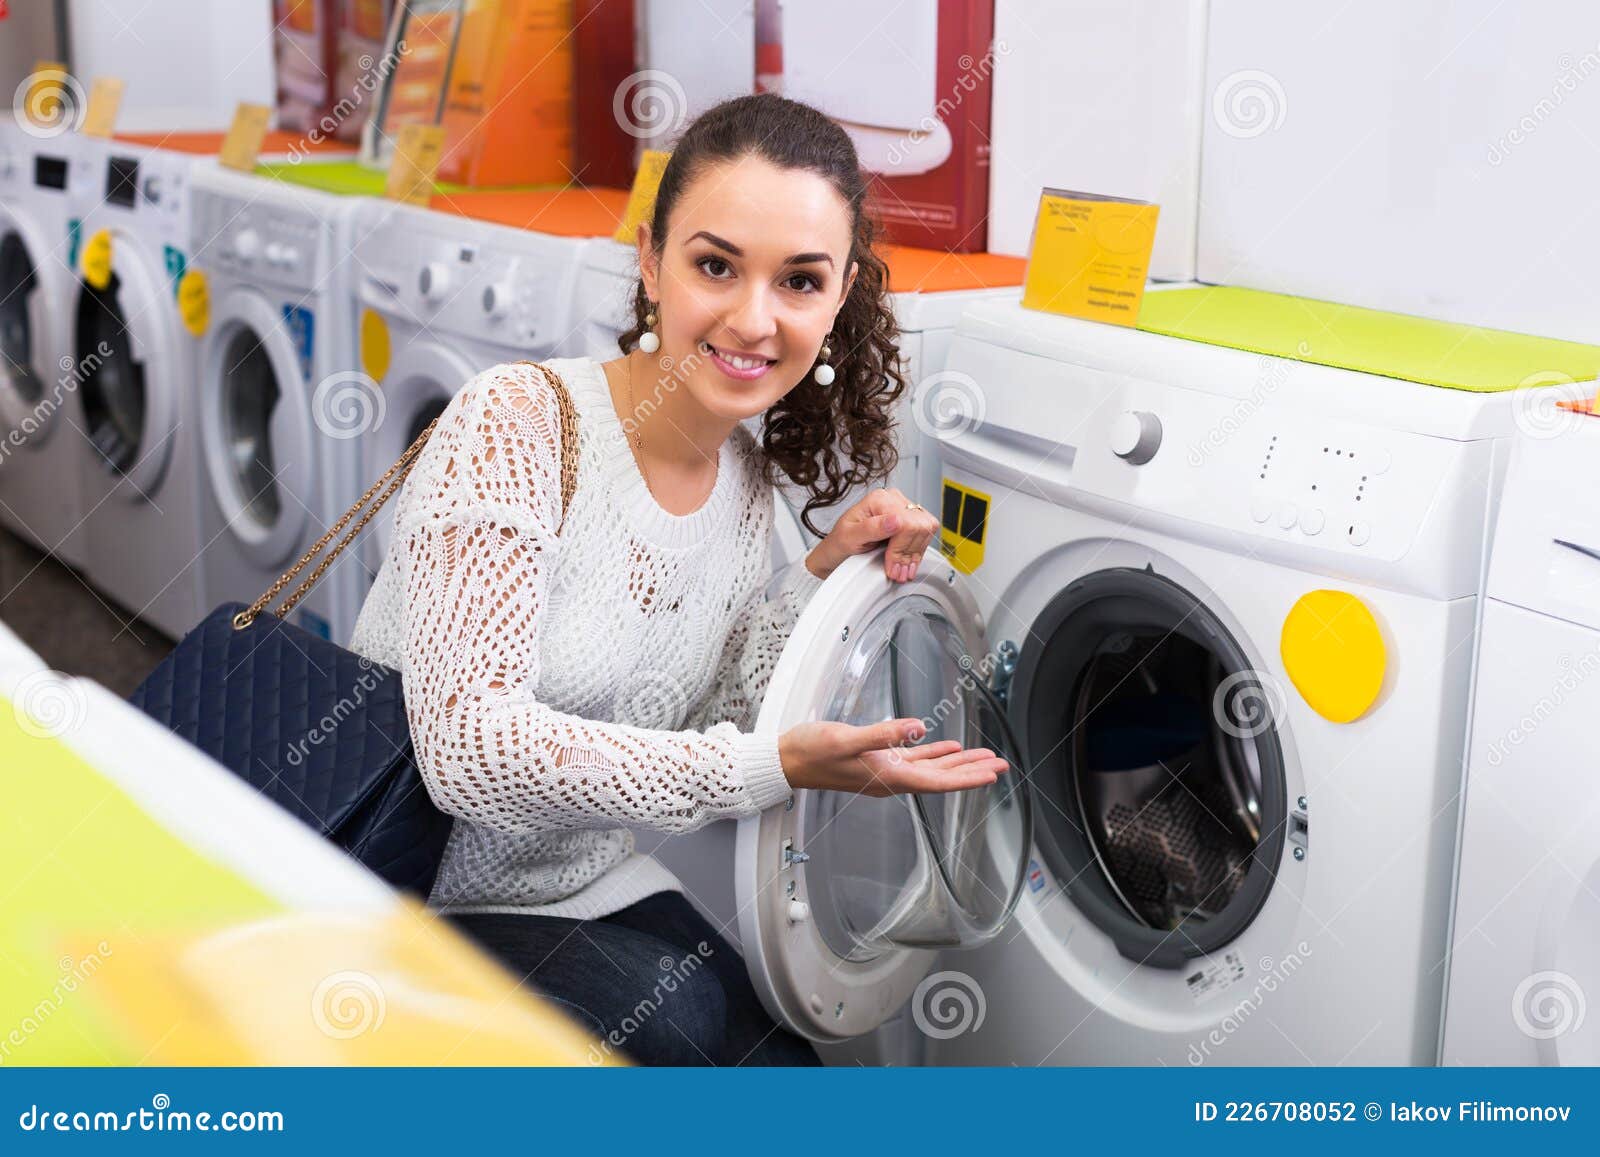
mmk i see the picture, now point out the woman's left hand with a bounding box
[804,487,942,583]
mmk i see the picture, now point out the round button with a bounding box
[1348,521,1371,546]
[232,228,260,261]
[483,282,513,318]
[264,242,286,266]
[1110,410,1163,465]
[1250,497,1274,524]
[1277,503,1298,529]
[418,261,451,301]
[1299,508,1325,535]
[787,899,810,924]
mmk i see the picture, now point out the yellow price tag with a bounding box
[80,229,113,291]
[177,269,210,337]
[613,149,672,244]
[1020,187,1159,327]
[383,123,445,206]
[80,76,125,139]
[219,103,273,173]
[22,61,73,133]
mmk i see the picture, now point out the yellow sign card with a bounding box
[384,123,445,206]
[613,149,672,244]
[1020,188,1159,327]
[219,102,273,173]
[80,76,125,139]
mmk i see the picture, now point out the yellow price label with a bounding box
[1020,187,1159,327]
[80,229,113,291]
[383,123,445,206]
[613,149,672,244]
[22,61,73,133]
[177,269,210,337]
[219,103,273,173]
[80,76,125,139]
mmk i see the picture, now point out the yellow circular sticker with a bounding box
[360,308,391,383]
[176,268,209,338]
[1280,589,1387,723]
[81,228,113,291]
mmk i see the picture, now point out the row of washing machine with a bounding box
[0,117,1026,646]
[5,115,1595,1070]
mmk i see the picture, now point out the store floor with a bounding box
[0,527,174,699]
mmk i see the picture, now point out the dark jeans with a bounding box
[446,890,820,1067]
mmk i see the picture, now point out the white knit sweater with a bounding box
[348,357,822,919]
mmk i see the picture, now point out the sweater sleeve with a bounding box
[397,363,795,837]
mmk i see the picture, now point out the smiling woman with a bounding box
[347,93,1005,1067]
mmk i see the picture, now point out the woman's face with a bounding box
[638,153,858,424]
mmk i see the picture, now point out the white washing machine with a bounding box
[186,164,367,644]
[888,299,1522,1065]
[569,238,1025,534]
[67,135,204,640]
[347,196,596,585]
[0,121,95,569]
[713,295,1543,1064]
[1441,410,1600,1065]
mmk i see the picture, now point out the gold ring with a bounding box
[906,501,923,512]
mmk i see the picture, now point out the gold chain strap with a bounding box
[233,362,580,631]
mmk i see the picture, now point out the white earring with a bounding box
[813,333,835,385]
[638,307,660,354]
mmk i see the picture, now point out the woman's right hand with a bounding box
[778,718,1009,798]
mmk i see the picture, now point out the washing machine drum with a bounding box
[1014,567,1289,969]
[216,326,283,529]
[0,231,42,408]
[76,273,146,474]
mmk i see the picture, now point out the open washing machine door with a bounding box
[74,230,179,492]
[736,552,1032,1042]
[198,289,316,567]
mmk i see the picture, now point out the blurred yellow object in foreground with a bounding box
[0,679,616,1066]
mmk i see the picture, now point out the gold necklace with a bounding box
[625,354,643,451]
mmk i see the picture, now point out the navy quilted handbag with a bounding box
[129,362,580,897]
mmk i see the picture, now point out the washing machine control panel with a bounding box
[193,192,326,289]
[1077,379,1489,578]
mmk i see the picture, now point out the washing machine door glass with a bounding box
[76,273,146,474]
[219,327,283,527]
[736,552,1032,1041]
[0,230,43,409]
[1013,566,1289,970]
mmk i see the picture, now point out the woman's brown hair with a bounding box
[618,92,905,538]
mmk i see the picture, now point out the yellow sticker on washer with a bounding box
[80,228,113,291]
[1280,589,1387,723]
[177,269,209,337]
[360,308,391,383]
[938,478,989,575]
